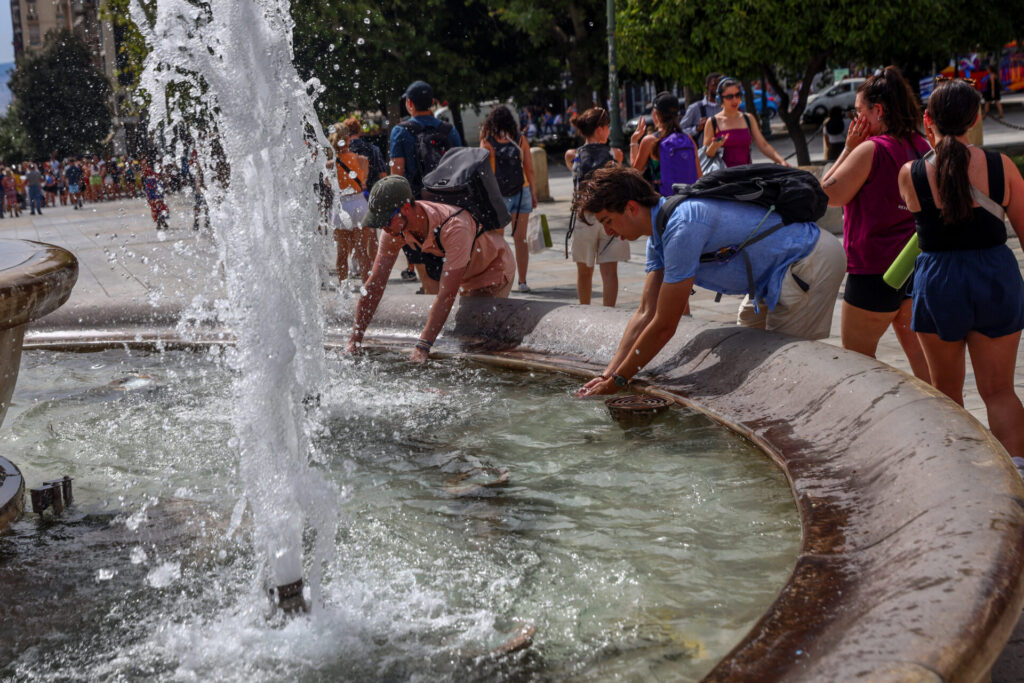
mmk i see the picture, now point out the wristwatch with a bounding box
[612,374,629,388]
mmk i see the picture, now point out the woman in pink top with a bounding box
[702,78,787,168]
[821,66,930,380]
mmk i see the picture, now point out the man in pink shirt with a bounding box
[347,176,515,362]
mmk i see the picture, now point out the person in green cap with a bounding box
[346,175,515,362]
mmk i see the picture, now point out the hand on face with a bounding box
[846,114,872,150]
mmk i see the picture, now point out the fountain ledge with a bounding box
[27,293,1024,682]
[0,239,78,533]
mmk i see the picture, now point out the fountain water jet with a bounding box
[132,0,338,608]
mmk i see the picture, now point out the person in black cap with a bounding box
[389,80,464,293]
[346,175,514,362]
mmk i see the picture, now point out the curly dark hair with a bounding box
[573,165,660,224]
[480,105,520,141]
[857,66,921,142]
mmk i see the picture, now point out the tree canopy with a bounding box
[617,0,1024,164]
[290,0,562,127]
[9,30,113,158]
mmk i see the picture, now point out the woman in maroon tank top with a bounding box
[701,78,787,168]
[820,67,931,382]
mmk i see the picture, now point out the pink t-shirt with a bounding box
[406,202,514,293]
[842,133,930,274]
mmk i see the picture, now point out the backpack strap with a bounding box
[335,158,363,191]
[654,194,688,236]
[697,206,786,302]
[743,112,753,133]
[985,149,1006,206]
[910,158,934,208]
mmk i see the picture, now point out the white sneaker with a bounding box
[518,282,530,293]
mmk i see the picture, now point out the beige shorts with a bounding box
[571,221,630,268]
[737,228,846,340]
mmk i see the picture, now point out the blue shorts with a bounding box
[503,186,532,215]
[912,245,1024,341]
[68,184,79,194]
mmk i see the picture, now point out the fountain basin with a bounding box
[26,293,1024,681]
[0,239,78,533]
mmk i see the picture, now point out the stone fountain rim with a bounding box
[24,294,1024,682]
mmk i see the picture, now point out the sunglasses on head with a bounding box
[935,75,977,87]
[721,92,742,100]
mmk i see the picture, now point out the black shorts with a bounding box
[402,245,444,281]
[843,273,911,313]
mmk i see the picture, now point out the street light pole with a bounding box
[607,0,624,149]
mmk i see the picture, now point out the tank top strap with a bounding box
[984,149,1005,205]
[910,158,935,208]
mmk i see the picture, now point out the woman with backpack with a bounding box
[629,91,701,195]
[897,78,1024,460]
[702,78,788,168]
[480,106,537,293]
[564,107,631,307]
[820,66,930,381]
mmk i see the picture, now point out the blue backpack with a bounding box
[657,132,698,195]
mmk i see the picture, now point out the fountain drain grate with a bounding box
[605,395,673,427]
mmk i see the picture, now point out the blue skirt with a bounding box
[912,245,1024,341]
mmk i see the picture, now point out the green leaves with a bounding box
[8,31,114,158]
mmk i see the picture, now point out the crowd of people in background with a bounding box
[0,154,173,219]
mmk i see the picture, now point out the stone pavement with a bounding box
[1,146,1023,677]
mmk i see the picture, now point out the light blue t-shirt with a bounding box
[647,197,820,310]
[388,115,463,184]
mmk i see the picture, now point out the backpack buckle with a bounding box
[702,245,738,264]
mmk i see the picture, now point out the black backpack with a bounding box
[489,136,524,197]
[422,147,511,234]
[566,143,617,256]
[400,119,454,195]
[655,164,828,300]
[658,164,827,233]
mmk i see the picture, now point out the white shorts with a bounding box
[333,193,369,229]
[571,221,630,268]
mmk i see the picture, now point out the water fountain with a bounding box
[1,0,1023,677]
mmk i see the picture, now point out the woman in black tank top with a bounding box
[897,78,1024,460]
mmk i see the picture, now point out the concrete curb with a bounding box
[26,293,1024,681]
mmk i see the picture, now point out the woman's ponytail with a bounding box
[927,79,982,225]
[934,135,973,224]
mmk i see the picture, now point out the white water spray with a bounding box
[134,0,338,604]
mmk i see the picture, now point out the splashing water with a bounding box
[133,0,338,602]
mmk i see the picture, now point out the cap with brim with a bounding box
[363,175,413,229]
[403,80,434,110]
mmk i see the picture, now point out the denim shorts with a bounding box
[503,186,533,215]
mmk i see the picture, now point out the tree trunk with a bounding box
[763,52,830,167]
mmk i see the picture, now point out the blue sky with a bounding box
[0,10,13,63]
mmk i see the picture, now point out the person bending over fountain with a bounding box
[346,175,515,362]
[573,165,845,397]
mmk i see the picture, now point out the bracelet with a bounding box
[415,338,433,352]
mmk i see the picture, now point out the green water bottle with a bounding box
[540,214,553,248]
[883,233,921,289]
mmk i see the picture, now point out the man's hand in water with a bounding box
[575,375,618,398]
[345,338,361,355]
[409,346,430,364]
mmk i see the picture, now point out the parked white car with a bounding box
[802,78,865,124]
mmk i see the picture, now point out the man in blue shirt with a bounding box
[573,166,845,397]
[389,80,463,290]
